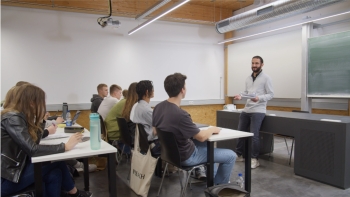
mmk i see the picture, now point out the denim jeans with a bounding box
[181,140,236,185]
[236,112,266,159]
[1,159,75,197]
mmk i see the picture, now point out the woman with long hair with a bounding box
[1,84,92,197]
[122,82,138,122]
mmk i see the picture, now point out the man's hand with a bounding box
[251,96,259,102]
[209,127,221,134]
[233,95,242,100]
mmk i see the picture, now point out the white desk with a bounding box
[204,127,253,193]
[32,126,118,197]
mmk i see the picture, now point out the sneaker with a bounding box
[236,155,245,162]
[194,166,206,179]
[74,162,97,173]
[251,158,260,169]
[67,190,92,197]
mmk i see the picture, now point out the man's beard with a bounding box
[252,66,262,73]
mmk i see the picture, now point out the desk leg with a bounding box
[207,141,214,187]
[107,153,117,197]
[82,158,89,191]
[244,137,252,193]
[34,162,43,197]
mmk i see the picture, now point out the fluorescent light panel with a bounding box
[135,0,171,20]
[218,10,350,44]
[128,0,190,35]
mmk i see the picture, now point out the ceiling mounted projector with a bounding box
[101,18,120,28]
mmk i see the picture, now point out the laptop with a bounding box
[62,111,81,125]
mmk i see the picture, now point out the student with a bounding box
[130,80,160,157]
[121,83,139,140]
[233,56,274,169]
[105,88,129,142]
[1,84,92,197]
[152,73,236,184]
[98,84,122,120]
[90,83,108,113]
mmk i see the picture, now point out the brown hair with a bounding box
[110,84,122,94]
[122,82,138,122]
[1,84,46,141]
[97,83,107,92]
[16,81,30,86]
[122,89,128,99]
[3,86,19,109]
[164,73,187,97]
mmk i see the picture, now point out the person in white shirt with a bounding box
[97,84,122,120]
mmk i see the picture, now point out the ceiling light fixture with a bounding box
[135,0,171,20]
[217,10,350,44]
[128,0,190,35]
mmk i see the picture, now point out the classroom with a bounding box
[1,0,350,196]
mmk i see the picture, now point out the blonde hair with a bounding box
[1,84,46,141]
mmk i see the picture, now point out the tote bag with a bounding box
[130,125,158,197]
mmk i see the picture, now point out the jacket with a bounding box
[90,94,104,113]
[1,112,65,183]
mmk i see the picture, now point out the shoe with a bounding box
[236,155,245,162]
[74,162,97,173]
[251,158,260,169]
[67,190,92,197]
[194,166,207,179]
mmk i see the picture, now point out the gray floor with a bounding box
[74,136,350,197]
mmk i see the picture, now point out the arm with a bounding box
[5,115,65,157]
[193,127,220,142]
[257,76,274,102]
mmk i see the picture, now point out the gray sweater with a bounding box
[243,71,274,113]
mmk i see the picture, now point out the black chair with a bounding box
[116,117,134,162]
[156,128,206,197]
[98,113,108,142]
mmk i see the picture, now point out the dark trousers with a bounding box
[236,112,266,159]
[1,160,75,197]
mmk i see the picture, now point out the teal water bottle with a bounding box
[89,113,101,150]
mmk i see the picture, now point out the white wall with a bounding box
[1,6,225,107]
[227,0,350,109]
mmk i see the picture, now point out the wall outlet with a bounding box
[189,101,194,105]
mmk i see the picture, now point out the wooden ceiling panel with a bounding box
[2,0,253,24]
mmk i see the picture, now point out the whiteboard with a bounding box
[1,6,224,105]
[227,30,302,99]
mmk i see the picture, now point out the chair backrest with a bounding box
[137,124,151,154]
[156,128,182,168]
[117,117,133,147]
[292,110,309,113]
[98,113,108,141]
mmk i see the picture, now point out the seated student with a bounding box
[1,84,92,197]
[130,80,160,157]
[152,73,237,185]
[91,83,108,113]
[98,84,122,120]
[105,88,130,142]
[121,83,139,141]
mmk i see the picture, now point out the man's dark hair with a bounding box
[136,80,153,101]
[164,73,187,97]
[252,56,264,64]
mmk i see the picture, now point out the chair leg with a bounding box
[182,170,193,197]
[284,137,290,155]
[177,169,183,191]
[289,139,295,166]
[157,163,168,197]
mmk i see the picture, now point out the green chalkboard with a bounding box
[308,30,350,97]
